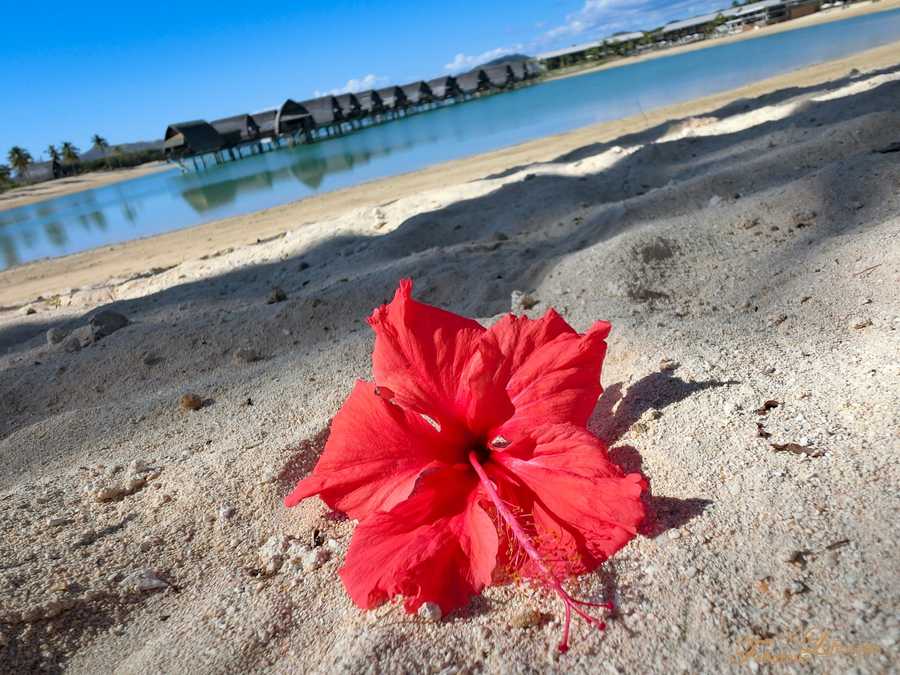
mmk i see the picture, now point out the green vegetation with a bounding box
[2,136,165,193]
[7,146,33,178]
[60,141,80,163]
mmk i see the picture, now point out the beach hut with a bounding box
[335,93,364,120]
[275,99,315,136]
[250,110,279,138]
[210,114,261,146]
[507,61,527,82]
[376,85,408,111]
[455,71,483,96]
[524,61,542,79]
[163,121,223,158]
[483,64,513,89]
[400,81,433,107]
[426,76,461,100]
[356,89,385,116]
[300,96,345,128]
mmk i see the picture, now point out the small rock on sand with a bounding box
[89,310,129,339]
[47,327,69,345]
[120,569,169,593]
[180,394,203,411]
[417,602,442,622]
[510,609,546,629]
[259,535,291,575]
[266,287,287,304]
[61,336,82,353]
[849,317,872,330]
[660,358,680,372]
[511,290,539,313]
[233,348,262,364]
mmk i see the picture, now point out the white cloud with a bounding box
[443,45,523,73]
[314,74,390,97]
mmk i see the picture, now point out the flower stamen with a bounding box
[467,451,613,652]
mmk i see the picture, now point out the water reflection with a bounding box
[1,8,899,271]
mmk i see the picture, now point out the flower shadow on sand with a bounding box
[591,371,738,538]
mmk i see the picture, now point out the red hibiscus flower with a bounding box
[285,279,646,651]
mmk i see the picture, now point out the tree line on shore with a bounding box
[1,135,165,192]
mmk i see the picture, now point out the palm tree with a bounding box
[0,164,12,187]
[60,142,79,163]
[91,134,110,168]
[7,146,33,179]
[47,144,61,162]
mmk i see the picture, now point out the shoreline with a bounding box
[1,41,898,307]
[0,161,174,213]
[544,0,900,83]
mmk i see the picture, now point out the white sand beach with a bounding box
[0,45,898,673]
[0,162,172,213]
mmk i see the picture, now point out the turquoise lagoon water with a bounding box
[2,8,900,270]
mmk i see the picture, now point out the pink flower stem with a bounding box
[467,451,612,652]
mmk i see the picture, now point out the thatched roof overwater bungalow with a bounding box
[483,64,514,89]
[275,99,315,135]
[507,61,527,82]
[376,86,407,110]
[335,93,364,120]
[210,114,261,146]
[163,121,223,157]
[427,76,462,100]
[356,90,385,115]
[300,96,345,127]
[455,71,483,95]
[250,110,278,137]
[400,81,433,106]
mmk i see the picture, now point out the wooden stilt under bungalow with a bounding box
[163,121,224,159]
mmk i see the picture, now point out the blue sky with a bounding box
[2,0,726,158]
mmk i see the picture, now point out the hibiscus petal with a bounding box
[339,464,498,615]
[284,380,465,520]
[368,279,511,436]
[490,424,646,577]
[491,319,612,442]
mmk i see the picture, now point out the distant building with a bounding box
[536,42,603,70]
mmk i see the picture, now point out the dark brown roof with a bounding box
[356,90,385,114]
[482,64,513,88]
[163,121,223,155]
[507,61,527,81]
[455,72,482,94]
[250,110,278,135]
[276,100,314,135]
[376,86,407,109]
[335,93,363,118]
[300,96,344,126]
[427,76,460,99]
[210,114,260,145]
[399,81,432,105]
